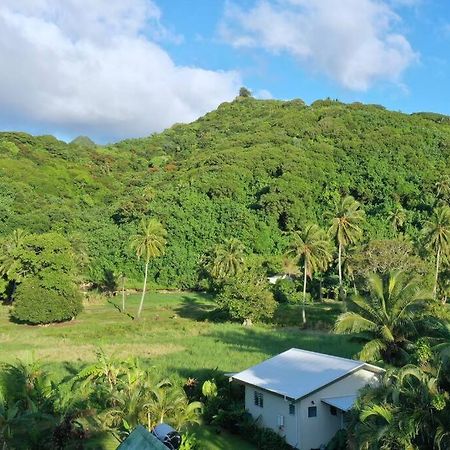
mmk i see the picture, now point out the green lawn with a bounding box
[0,292,359,448]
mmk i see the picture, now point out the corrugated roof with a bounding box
[117,425,168,450]
[322,395,357,411]
[231,348,382,400]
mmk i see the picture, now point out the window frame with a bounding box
[288,402,295,415]
[254,391,264,408]
[308,406,317,418]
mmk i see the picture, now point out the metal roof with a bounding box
[231,348,383,400]
[322,395,357,412]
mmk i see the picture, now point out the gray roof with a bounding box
[322,395,357,412]
[231,348,383,400]
[117,425,168,450]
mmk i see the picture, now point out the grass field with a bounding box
[0,292,360,448]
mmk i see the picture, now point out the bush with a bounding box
[216,274,276,323]
[272,278,303,304]
[12,278,83,324]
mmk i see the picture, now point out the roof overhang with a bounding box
[321,395,357,412]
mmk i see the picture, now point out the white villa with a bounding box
[231,348,384,450]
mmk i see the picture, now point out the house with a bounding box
[231,348,384,450]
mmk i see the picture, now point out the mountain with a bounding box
[1,98,450,288]
[70,135,96,148]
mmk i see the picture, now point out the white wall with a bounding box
[244,386,299,448]
[298,368,378,450]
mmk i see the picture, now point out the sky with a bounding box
[0,0,449,143]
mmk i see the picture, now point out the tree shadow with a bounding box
[200,327,362,361]
[173,294,217,321]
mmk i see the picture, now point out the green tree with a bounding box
[328,195,365,294]
[423,205,450,298]
[288,224,332,323]
[207,238,245,281]
[335,270,433,365]
[387,204,406,233]
[0,229,28,300]
[216,270,276,324]
[130,218,167,319]
[238,87,252,98]
[352,353,450,450]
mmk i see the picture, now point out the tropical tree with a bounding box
[0,229,28,300]
[328,195,365,293]
[351,352,450,450]
[130,218,167,319]
[288,224,332,323]
[207,238,245,281]
[423,205,450,298]
[387,204,406,233]
[335,270,433,365]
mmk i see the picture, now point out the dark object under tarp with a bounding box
[116,425,169,450]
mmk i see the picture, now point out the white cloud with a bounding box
[0,0,240,142]
[220,0,417,91]
[254,89,274,99]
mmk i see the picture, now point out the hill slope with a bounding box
[1,98,450,288]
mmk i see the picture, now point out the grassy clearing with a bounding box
[0,292,358,378]
[0,292,358,379]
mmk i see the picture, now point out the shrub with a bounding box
[12,278,83,324]
[273,278,302,304]
[216,274,276,323]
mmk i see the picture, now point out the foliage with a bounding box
[272,278,302,304]
[216,270,276,323]
[349,350,450,450]
[12,277,82,324]
[288,223,332,322]
[130,218,167,318]
[335,270,435,365]
[2,99,450,293]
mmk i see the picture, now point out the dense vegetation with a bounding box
[2,97,450,293]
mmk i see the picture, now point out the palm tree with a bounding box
[328,195,365,292]
[335,270,433,365]
[423,205,450,299]
[387,205,406,233]
[209,238,245,280]
[130,219,167,319]
[354,359,450,450]
[288,224,332,324]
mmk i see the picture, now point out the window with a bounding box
[289,402,295,415]
[308,406,317,418]
[330,406,337,416]
[254,391,264,408]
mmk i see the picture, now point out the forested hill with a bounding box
[2,98,450,288]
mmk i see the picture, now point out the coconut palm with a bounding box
[387,205,406,233]
[423,205,450,299]
[288,224,332,324]
[209,238,245,280]
[328,195,365,292]
[130,218,167,319]
[335,270,433,365]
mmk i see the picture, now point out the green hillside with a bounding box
[2,98,450,288]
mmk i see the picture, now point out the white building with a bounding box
[231,348,384,450]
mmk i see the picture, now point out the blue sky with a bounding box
[0,0,449,142]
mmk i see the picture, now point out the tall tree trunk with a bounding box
[338,242,343,287]
[302,261,307,324]
[434,245,441,299]
[136,261,149,319]
[121,276,126,312]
